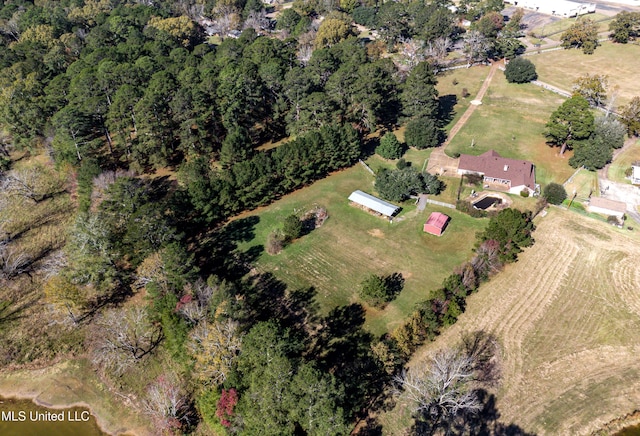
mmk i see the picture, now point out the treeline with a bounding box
[180,123,361,223]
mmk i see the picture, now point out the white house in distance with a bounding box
[504,0,595,18]
[457,150,537,195]
[587,197,627,219]
[348,190,401,218]
[631,163,640,185]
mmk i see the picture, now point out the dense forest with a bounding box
[0,0,540,433]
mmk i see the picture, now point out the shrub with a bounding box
[520,189,530,197]
[266,229,285,255]
[543,183,567,205]
[376,132,404,159]
[396,158,408,169]
[282,214,302,241]
[405,117,443,149]
[607,215,621,225]
[504,57,537,83]
[462,88,470,98]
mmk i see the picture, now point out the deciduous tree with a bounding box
[561,18,599,54]
[572,73,608,107]
[504,57,537,83]
[620,96,640,137]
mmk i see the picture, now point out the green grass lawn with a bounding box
[437,66,493,132]
[444,72,574,186]
[608,139,640,184]
[564,167,598,197]
[233,165,487,335]
[530,41,640,107]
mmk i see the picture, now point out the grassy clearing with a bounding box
[234,165,487,335]
[382,208,640,435]
[530,41,640,107]
[609,139,640,184]
[445,72,573,186]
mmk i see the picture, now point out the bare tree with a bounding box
[425,37,453,68]
[188,318,241,385]
[463,31,491,66]
[90,306,163,375]
[142,373,192,434]
[395,347,482,429]
[399,38,427,71]
[243,10,270,33]
[1,166,66,204]
[0,240,31,279]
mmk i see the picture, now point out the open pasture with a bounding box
[530,41,640,108]
[233,165,487,335]
[445,72,573,186]
[384,208,640,434]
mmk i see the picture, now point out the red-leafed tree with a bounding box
[216,388,238,427]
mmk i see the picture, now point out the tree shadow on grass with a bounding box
[438,94,458,128]
[199,215,262,280]
[462,389,537,436]
[384,272,405,300]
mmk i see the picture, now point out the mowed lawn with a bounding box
[445,72,574,185]
[609,138,640,184]
[437,65,493,132]
[381,208,640,434]
[530,41,640,107]
[233,165,487,335]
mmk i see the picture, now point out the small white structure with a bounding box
[587,197,627,219]
[505,0,595,17]
[348,190,400,218]
[631,163,640,185]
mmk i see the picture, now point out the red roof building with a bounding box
[457,150,536,194]
[423,212,450,236]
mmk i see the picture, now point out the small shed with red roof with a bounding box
[423,212,450,236]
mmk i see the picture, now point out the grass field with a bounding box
[609,139,640,184]
[530,41,640,108]
[444,72,574,186]
[234,165,487,335]
[380,208,640,434]
[530,14,612,40]
[437,66,493,132]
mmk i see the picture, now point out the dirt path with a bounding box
[443,61,500,149]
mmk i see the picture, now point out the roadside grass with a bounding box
[381,208,640,434]
[608,139,640,184]
[233,165,487,335]
[530,13,611,39]
[530,41,640,107]
[444,72,573,185]
[563,167,598,198]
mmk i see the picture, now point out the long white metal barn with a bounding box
[505,0,595,17]
[348,190,401,217]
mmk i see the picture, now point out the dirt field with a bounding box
[385,208,640,435]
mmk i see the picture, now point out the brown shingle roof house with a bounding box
[457,150,536,194]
